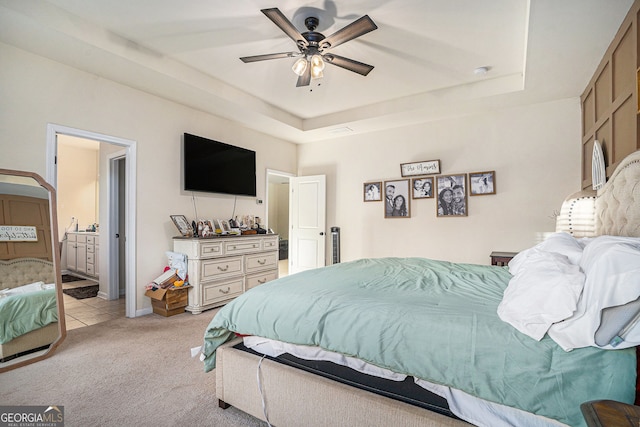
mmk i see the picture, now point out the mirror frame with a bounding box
[0,168,66,373]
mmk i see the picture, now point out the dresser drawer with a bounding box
[87,244,95,253]
[87,252,95,264]
[199,241,223,258]
[224,239,261,255]
[245,252,278,273]
[245,270,278,291]
[202,278,243,305]
[201,256,243,280]
[86,264,95,276]
[87,236,96,245]
[262,236,279,250]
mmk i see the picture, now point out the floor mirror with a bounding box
[0,168,66,373]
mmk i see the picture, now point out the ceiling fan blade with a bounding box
[261,8,308,48]
[296,64,311,87]
[324,54,374,76]
[321,15,377,49]
[240,52,298,63]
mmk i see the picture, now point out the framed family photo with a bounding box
[363,182,382,202]
[170,214,193,236]
[411,177,434,199]
[435,174,468,217]
[469,171,496,196]
[383,179,411,218]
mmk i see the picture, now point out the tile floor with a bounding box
[62,279,125,330]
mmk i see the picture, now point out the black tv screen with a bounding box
[183,133,257,197]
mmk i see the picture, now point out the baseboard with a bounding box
[136,307,153,317]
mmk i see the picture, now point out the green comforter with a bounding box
[202,257,636,427]
[0,289,58,344]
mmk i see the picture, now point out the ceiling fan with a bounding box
[240,8,377,87]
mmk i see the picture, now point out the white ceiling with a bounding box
[0,0,633,144]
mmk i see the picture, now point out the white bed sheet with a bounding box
[243,336,566,427]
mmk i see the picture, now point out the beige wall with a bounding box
[0,40,583,309]
[0,42,297,314]
[57,138,100,238]
[298,98,582,265]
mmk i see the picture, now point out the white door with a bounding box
[289,175,326,274]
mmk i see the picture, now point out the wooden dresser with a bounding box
[173,234,279,314]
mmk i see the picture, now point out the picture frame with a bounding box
[469,171,496,196]
[220,219,231,233]
[435,174,468,217]
[170,215,193,236]
[363,182,382,202]
[383,179,411,218]
[400,159,441,177]
[411,177,434,199]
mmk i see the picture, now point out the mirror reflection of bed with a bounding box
[0,169,66,373]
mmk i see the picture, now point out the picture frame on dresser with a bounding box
[170,215,193,236]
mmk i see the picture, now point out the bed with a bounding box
[0,257,59,361]
[202,149,640,427]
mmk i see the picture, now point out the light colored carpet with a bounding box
[0,310,266,427]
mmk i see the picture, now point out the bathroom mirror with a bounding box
[0,168,66,373]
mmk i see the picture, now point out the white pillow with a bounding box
[508,232,583,275]
[548,236,640,350]
[498,250,585,341]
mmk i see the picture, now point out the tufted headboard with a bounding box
[595,150,640,238]
[0,258,55,289]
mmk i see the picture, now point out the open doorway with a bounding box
[266,169,293,277]
[46,124,137,319]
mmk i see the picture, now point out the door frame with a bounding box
[46,123,138,318]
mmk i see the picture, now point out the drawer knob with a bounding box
[219,287,231,294]
[218,265,229,272]
[258,278,266,284]
[258,259,266,265]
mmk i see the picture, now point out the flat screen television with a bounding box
[183,133,257,197]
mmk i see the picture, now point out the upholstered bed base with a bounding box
[0,257,59,361]
[216,338,469,427]
[0,322,58,361]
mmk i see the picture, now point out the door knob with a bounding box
[319,232,324,236]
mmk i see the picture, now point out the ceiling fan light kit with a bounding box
[240,8,377,87]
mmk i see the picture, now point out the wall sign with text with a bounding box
[0,225,38,242]
[400,159,441,177]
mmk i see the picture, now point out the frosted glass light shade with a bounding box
[292,58,308,76]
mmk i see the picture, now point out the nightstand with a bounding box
[581,400,640,427]
[490,251,517,266]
